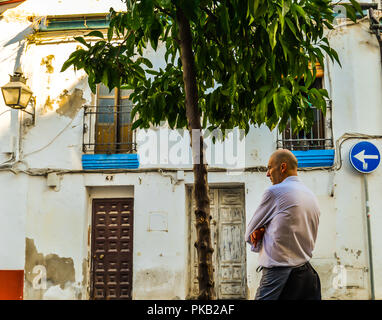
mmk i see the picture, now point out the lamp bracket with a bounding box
[22,96,36,125]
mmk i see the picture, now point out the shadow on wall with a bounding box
[0,25,34,67]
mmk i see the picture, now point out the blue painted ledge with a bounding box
[82,154,140,170]
[292,149,335,168]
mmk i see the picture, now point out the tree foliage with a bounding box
[62,0,362,136]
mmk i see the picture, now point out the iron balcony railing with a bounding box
[83,105,137,154]
[277,99,333,151]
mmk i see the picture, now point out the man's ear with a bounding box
[281,162,287,173]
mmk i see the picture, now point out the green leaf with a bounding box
[278,7,285,34]
[259,98,268,123]
[268,20,278,50]
[273,91,282,117]
[60,57,76,72]
[320,44,342,67]
[253,61,266,81]
[136,57,153,68]
[349,0,363,16]
[279,38,290,61]
[73,36,90,48]
[282,0,291,17]
[248,0,260,18]
[85,30,104,39]
[285,17,298,39]
[107,26,114,42]
[145,69,160,76]
[131,118,143,130]
[293,4,309,23]
[279,87,292,108]
[341,4,356,22]
[149,17,162,51]
[220,6,230,35]
[60,49,86,72]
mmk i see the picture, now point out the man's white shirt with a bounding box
[245,176,320,268]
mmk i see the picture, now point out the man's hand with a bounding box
[250,227,265,246]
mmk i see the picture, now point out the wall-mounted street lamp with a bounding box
[1,67,35,124]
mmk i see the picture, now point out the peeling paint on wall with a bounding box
[56,88,86,119]
[344,248,363,260]
[24,238,77,299]
[40,95,55,115]
[40,54,55,74]
[82,258,88,296]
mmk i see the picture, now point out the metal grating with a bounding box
[277,99,333,151]
[83,105,137,155]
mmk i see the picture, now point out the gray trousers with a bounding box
[255,262,321,300]
[255,266,293,300]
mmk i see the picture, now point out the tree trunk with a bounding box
[176,8,216,300]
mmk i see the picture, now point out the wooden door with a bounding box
[90,198,134,300]
[189,187,247,299]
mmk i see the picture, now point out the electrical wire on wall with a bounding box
[332,133,382,171]
[0,106,81,172]
[22,115,77,158]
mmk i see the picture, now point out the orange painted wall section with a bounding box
[0,0,25,5]
[0,270,24,300]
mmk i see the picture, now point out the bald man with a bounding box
[245,149,321,300]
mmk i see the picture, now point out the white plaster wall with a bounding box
[0,172,28,269]
[0,18,31,271]
[331,138,382,299]
[0,17,33,162]
[132,174,188,299]
[324,21,382,299]
[24,174,87,299]
[327,21,382,136]
[20,41,88,170]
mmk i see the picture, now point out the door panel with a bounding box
[189,187,246,299]
[91,198,133,300]
[217,189,246,299]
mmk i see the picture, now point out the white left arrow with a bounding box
[354,149,379,170]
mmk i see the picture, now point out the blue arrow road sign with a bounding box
[349,141,380,173]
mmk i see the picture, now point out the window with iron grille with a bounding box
[83,84,136,154]
[276,77,333,151]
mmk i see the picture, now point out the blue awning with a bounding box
[82,154,140,170]
[292,149,335,168]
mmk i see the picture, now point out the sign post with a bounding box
[349,141,380,300]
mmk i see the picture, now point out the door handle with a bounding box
[99,254,104,260]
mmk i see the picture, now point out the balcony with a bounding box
[276,99,335,168]
[82,105,139,170]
